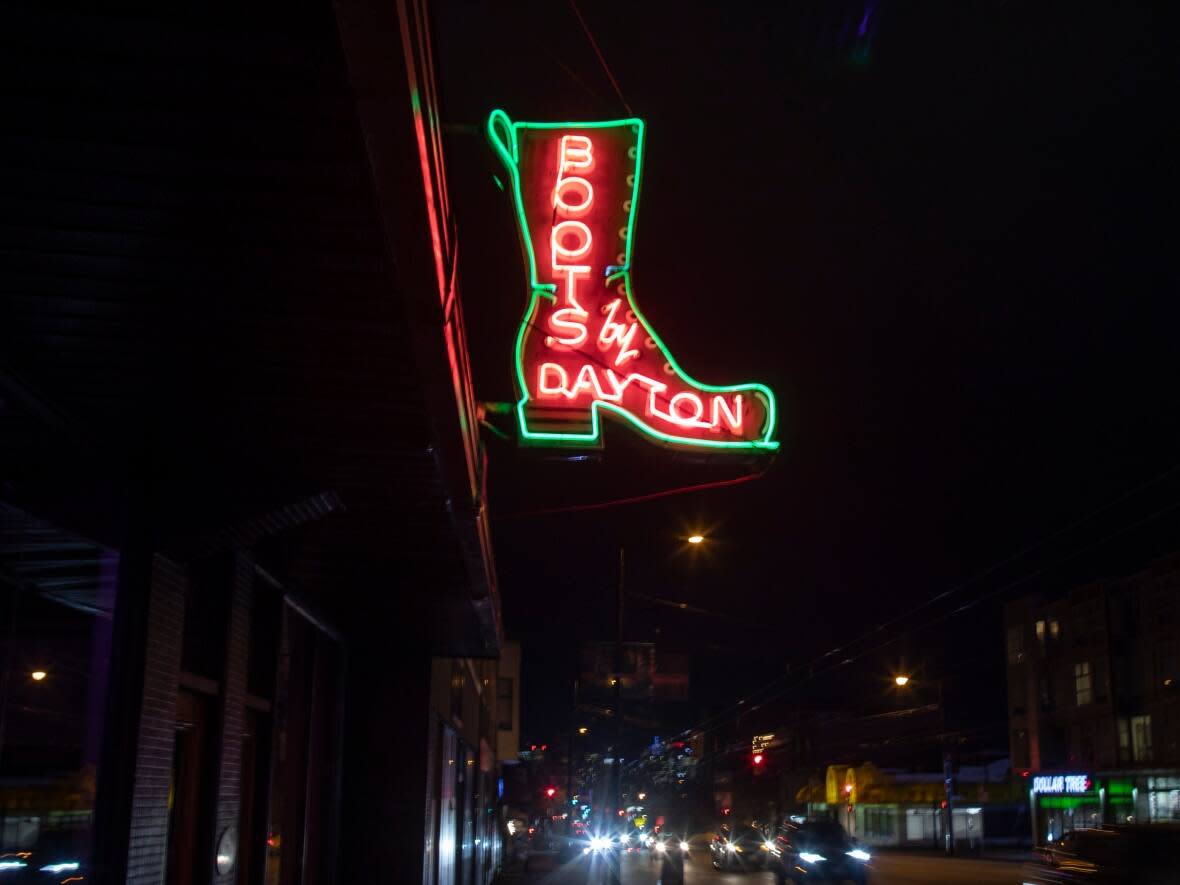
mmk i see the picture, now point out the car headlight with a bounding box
[655,841,667,853]
[799,852,826,864]
[725,842,737,852]
[590,836,608,850]
[762,840,774,851]
[679,841,690,851]
[847,848,871,862]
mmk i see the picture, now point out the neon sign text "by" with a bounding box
[1031,774,1091,794]
[486,110,780,451]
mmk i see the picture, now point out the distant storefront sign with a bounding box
[1032,774,1091,794]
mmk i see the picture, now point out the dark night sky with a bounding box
[434,2,1179,748]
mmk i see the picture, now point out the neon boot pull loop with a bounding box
[487,110,780,452]
[486,109,517,168]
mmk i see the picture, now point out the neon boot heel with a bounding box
[487,109,779,452]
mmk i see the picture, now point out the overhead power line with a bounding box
[668,461,1180,743]
[568,0,634,116]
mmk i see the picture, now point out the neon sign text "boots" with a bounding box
[487,110,779,451]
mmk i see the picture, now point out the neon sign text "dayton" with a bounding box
[487,111,779,451]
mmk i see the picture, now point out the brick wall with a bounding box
[209,553,253,881]
[125,555,186,884]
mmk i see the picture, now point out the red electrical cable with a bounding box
[568,0,634,116]
[499,469,767,520]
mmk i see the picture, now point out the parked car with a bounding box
[769,819,871,885]
[1021,825,1180,884]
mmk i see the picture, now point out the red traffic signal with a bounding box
[752,753,764,766]
[545,786,557,799]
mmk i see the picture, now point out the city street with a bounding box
[508,850,1021,885]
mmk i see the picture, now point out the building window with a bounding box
[1007,625,1025,664]
[1131,714,1153,763]
[1050,619,1060,641]
[1075,661,1093,706]
[497,677,514,731]
[1036,620,1046,648]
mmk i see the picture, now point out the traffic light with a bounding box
[752,753,764,766]
[752,752,765,775]
[545,786,557,799]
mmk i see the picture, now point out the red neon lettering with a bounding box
[546,265,590,347]
[551,220,592,264]
[539,363,569,396]
[712,394,743,433]
[554,135,596,216]
[598,299,641,367]
[535,361,743,434]
[559,135,594,171]
[668,392,705,426]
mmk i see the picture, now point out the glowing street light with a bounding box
[578,726,588,735]
[686,534,705,545]
[894,675,910,687]
[30,670,47,682]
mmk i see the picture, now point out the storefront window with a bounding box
[0,505,118,876]
[1038,796,1101,843]
[1147,777,1180,822]
[861,807,895,840]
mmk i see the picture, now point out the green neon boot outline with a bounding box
[487,109,780,452]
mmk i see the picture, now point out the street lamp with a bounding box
[686,534,705,545]
[894,675,910,687]
[30,670,47,682]
[578,726,588,735]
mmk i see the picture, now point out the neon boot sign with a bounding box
[488,110,779,452]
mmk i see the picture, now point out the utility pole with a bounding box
[941,679,954,855]
[608,545,625,885]
[568,678,579,806]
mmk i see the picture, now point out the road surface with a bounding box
[510,849,1021,884]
